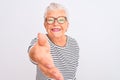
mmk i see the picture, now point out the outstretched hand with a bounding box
[29,33,64,80]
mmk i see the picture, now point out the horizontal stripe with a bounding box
[29,35,79,80]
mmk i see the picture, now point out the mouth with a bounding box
[51,28,61,32]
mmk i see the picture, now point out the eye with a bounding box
[58,17,66,23]
[47,18,54,24]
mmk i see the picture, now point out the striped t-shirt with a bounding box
[29,35,79,80]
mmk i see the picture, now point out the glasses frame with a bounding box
[45,16,67,24]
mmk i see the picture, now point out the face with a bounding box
[44,9,69,38]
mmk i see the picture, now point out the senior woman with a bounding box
[28,2,79,80]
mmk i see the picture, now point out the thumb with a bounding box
[37,33,48,46]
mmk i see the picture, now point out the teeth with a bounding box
[51,28,61,32]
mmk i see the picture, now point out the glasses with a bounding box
[45,16,67,24]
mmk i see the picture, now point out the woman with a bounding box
[28,2,79,80]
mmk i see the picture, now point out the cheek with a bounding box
[65,27,68,32]
[44,23,50,30]
[44,26,52,33]
[44,23,47,29]
[64,23,69,32]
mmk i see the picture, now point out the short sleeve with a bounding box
[27,38,37,53]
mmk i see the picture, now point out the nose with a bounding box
[54,19,59,25]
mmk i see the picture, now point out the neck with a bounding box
[47,35,67,47]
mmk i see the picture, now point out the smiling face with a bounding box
[44,9,69,39]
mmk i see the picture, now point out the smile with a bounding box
[51,28,61,32]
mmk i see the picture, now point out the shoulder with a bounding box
[67,35,78,44]
[67,35,79,49]
[67,35,80,58]
[30,37,37,44]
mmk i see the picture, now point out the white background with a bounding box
[0,0,120,80]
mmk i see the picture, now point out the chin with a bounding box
[51,33,64,38]
[47,30,65,38]
[53,34,62,38]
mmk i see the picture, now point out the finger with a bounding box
[49,68,64,80]
[40,54,55,68]
[38,64,55,78]
[38,63,63,80]
[37,33,48,46]
[38,64,50,76]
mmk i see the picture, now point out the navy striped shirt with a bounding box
[29,35,79,80]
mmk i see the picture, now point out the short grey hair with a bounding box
[44,2,69,18]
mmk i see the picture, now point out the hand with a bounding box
[29,33,64,80]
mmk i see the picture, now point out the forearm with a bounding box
[29,47,38,64]
[28,38,38,64]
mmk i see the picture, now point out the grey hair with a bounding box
[44,2,69,18]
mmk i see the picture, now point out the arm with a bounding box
[28,33,64,80]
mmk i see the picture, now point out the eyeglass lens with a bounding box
[46,17,66,24]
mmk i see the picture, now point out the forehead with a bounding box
[45,9,67,18]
